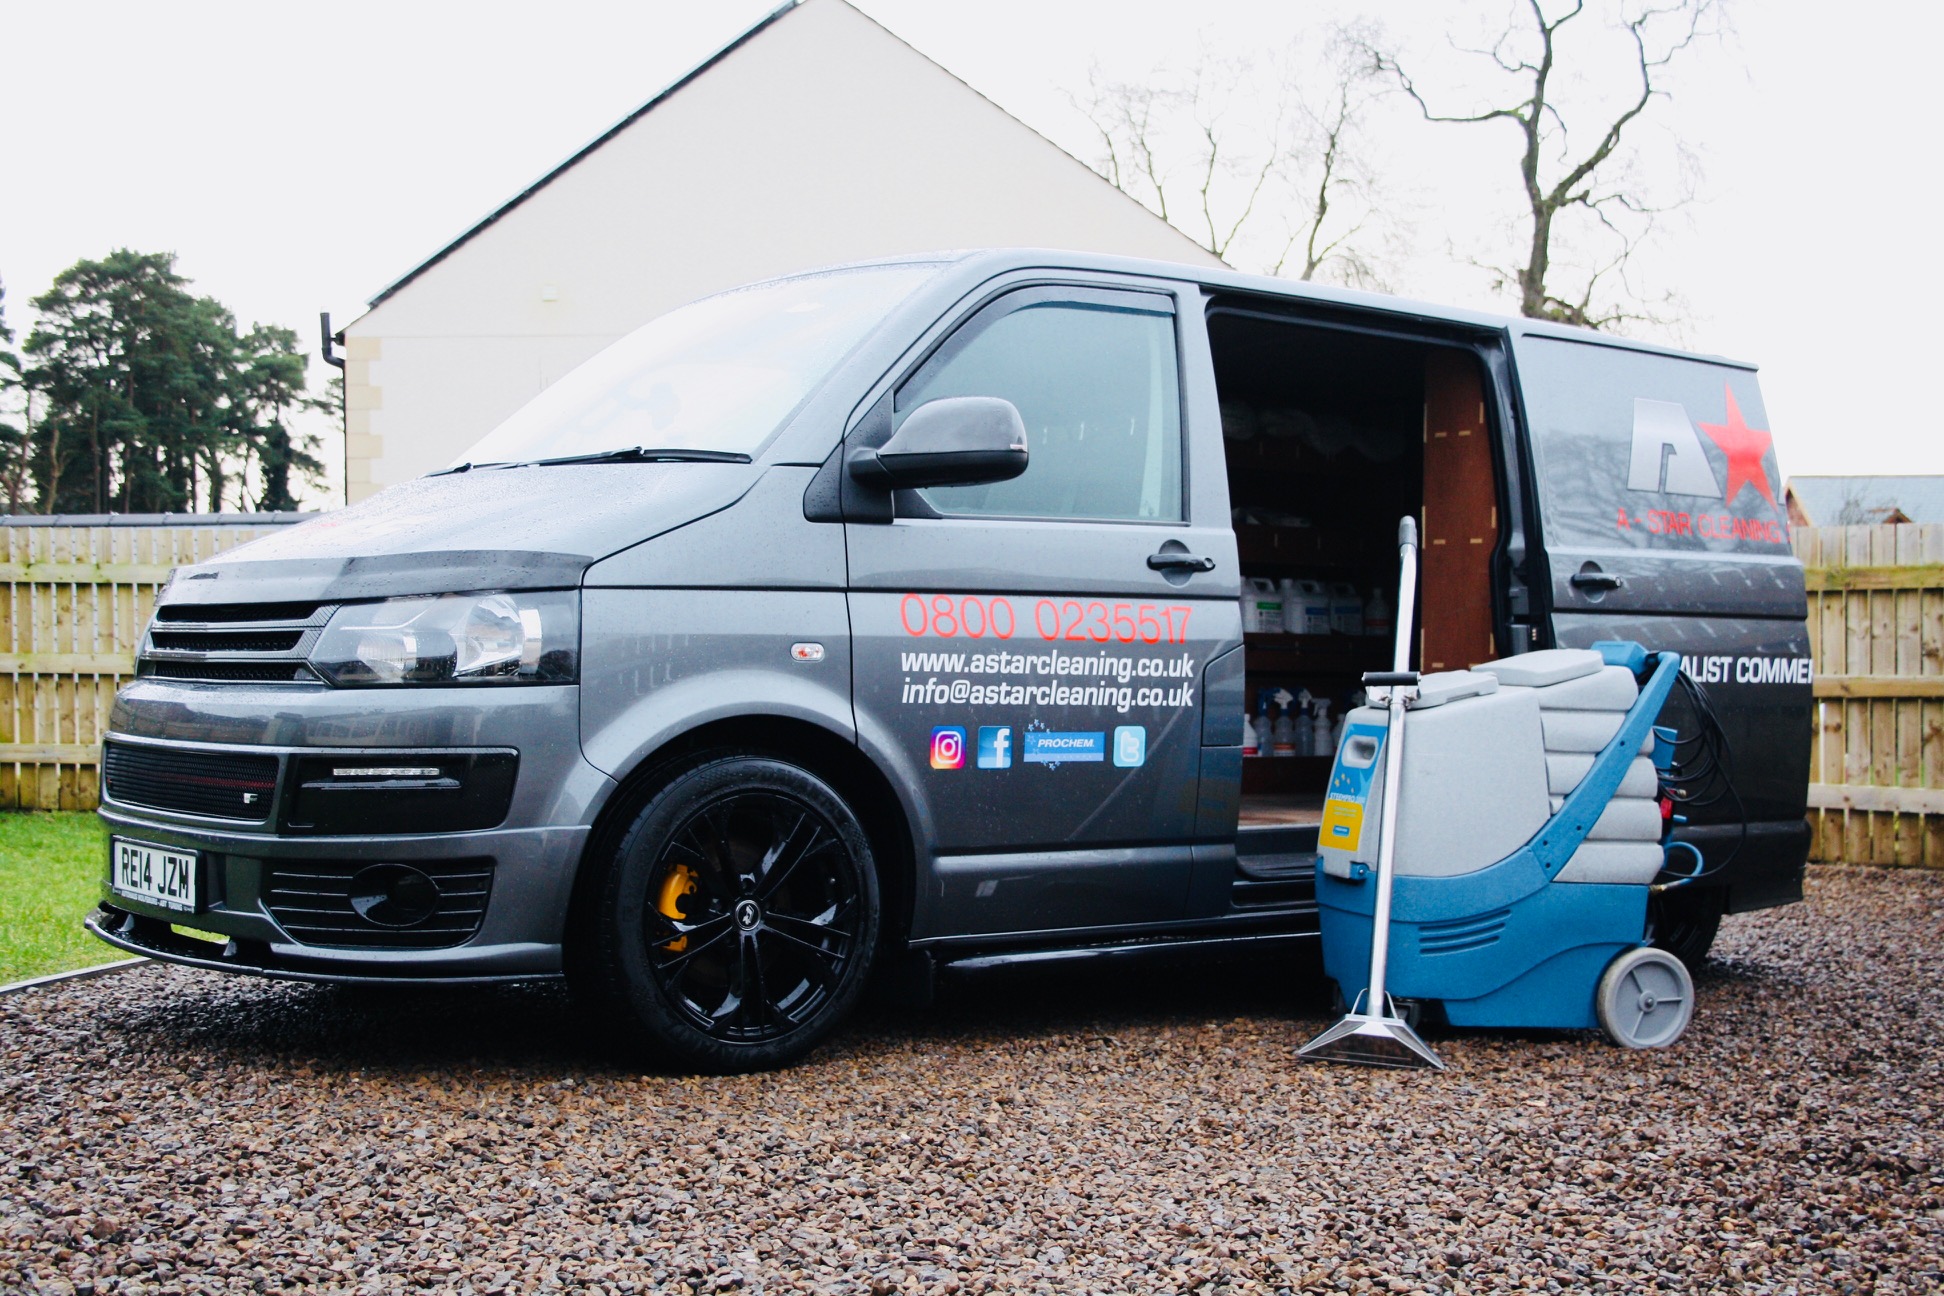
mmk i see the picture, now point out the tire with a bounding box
[1596,946,1694,1049]
[588,754,880,1073]
[1650,887,1723,971]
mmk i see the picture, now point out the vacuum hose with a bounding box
[1655,670,1746,883]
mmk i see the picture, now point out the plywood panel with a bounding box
[1418,350,1498,672]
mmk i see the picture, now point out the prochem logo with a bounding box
[1023,732,1106,764]
[929,726,966,770]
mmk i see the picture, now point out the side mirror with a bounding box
[847,396,1028,490]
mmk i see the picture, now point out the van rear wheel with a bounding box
[1650,887,1723,971]
[591,755,880,1073]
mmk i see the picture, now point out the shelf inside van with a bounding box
[1241,632,1379,675]
[1234,523,1375,569]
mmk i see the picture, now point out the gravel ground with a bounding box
[3,864,1940,1295]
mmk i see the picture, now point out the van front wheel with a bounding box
[592,755,880,1073]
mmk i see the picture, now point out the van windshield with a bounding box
[454,264,935,467]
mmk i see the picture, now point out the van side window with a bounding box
[898,299,1183,522]
[1515,335,1787,552]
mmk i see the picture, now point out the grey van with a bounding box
[90,250,1810,1071]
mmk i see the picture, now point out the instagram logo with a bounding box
[929,726,967,770]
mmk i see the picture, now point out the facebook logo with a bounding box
[976,726,1013,769]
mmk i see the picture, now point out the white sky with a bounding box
[1,0,1936,508]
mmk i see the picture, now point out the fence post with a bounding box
[1798,522,1944,867]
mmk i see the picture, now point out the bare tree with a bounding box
[1083,56,1280,265]
[1080,30,1397,285]
[1272,25,1392,285]
[1373,0,1718,327]
[1833,480,1903,527]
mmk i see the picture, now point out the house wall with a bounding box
[342,0,1219,501]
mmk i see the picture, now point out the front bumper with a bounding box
[86,908,568,985]
[95,678,615,981]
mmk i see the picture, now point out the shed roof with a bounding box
[1785,476,1944,526]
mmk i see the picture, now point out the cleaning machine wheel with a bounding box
[1596,946,1694,1049]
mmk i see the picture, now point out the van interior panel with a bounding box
[1208,309,1498,830]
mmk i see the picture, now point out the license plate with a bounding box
[110,837,199,912]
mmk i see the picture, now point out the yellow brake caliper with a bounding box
[658,862,699,952]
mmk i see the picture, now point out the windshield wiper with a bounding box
[526,447,753,467]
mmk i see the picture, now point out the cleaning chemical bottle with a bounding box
[1330,582,1365,636]
[1270,688,1296,756]
[1332,692,1360,753]
[1365,585,1393,640]
[1254,692,1274,751]
[1329,695,1360,753]
[1294,691,1315,756]
[1242,577,1282,634]
[1289,579,1332,635]
[1312,699,1333,754]
[1241,709,1259,758]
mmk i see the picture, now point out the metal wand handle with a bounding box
[1366,515,1419,1014]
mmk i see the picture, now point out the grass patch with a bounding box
[0,811,112,984]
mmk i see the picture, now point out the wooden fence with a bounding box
[0,515,306,810]
[1795,523,1944,866]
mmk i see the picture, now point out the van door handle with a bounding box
[1569,569,1623,591]
[1147,552,1216,573]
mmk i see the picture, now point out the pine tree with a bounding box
[18,250,328,513]
[0,279,31,512]
[235,323,329,512]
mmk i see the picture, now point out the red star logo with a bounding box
[1697,385,1776,509]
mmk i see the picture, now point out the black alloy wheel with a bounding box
[592,755,880,1072]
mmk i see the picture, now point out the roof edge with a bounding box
[363,1,800,311]
[1785,475,1944,483]
[837,3,1221,269]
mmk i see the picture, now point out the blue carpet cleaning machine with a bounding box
[1299,518,1698,1069]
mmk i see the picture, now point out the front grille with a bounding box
[154,601,321,623]
[264,859,494,949]
[141,661,318,683]
[148,629,307,653]
[103,743,279,821]
[139,601,332,686]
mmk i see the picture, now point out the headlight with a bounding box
[309,591,579,686]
